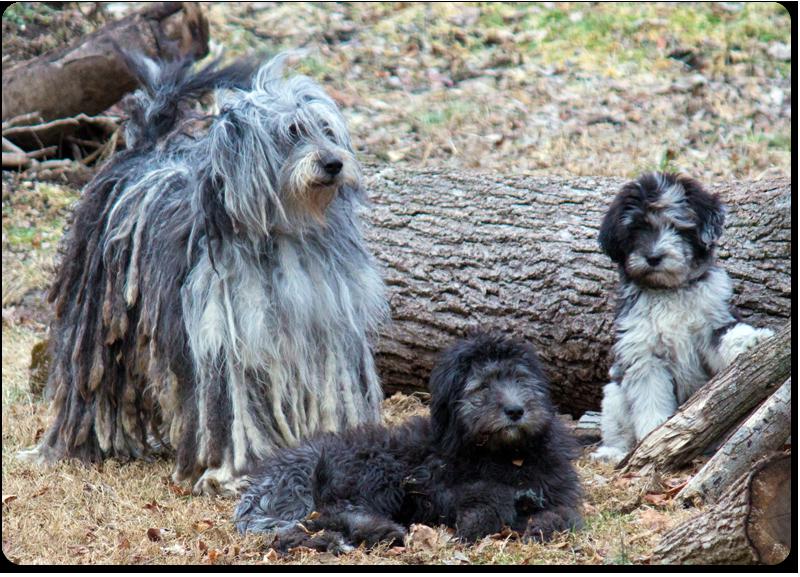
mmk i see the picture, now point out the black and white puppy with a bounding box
[234,332,583,552]
[592,173,774,463]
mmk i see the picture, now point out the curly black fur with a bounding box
[234,332,583,552]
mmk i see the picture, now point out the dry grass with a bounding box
[3,335,696,565]
[202,2,791,181]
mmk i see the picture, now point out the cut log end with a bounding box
[652,453,791,565]
[747,454,792,565]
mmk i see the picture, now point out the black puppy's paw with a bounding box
[351,519,407,548]
[455,509,504,543]
[522,510,573,543]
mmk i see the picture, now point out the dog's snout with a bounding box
[646,254,664,267]
[504,405,525,421]
[321,155,343,176]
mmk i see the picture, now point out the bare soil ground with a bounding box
[1,1,791,566]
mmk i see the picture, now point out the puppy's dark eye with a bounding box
[288,124,300,138]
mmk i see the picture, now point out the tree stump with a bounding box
[2,2,209,149]
[652,453,791,565]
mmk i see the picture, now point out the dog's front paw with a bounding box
[191,466,249,497]
[719,324,774,366]
[455,510,503,543]
[589,445,627,464]
[522,511,569,543]
[352,520,406,548]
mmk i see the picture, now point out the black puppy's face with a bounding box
[598,173,724,289]
[456,359,551,450]
[429,333,553,454]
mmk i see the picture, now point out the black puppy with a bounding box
[234,332,583,552]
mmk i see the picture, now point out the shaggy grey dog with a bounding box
[20,53,388,495]
[234,332,583,552]
[592,173,774,463]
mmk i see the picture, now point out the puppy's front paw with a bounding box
[522,511,568,543]
[589,445,627,464]
[719,324,774,366]
[353,521,406,548]
[456,510,502,543]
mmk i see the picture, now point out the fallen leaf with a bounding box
[2,494,18,506]
[385,546,406,556]
[551,540,570,549]
[263,548,279,562]
[511,458,524,467]
[663,477,689,496]
[117,536,131,550]
[31,486,49,498]
[306,510,321,521]
[643,493,668,506]
[406,523,439,551]
[197,540,208,552]
[146,528,164,542]
[488,526,519,540]
[192,519,214,533]
[143,500,164,512]
[638,508,670,531]
[287,545,317,557]
[583,502,599,516]
[162,543,190,556]
[207,548,221,564]
[165,480,191,497]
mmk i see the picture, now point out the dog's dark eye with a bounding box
[288,124,300,138]
[323,125,335,139]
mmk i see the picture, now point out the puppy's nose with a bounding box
[504,406,524,421]
[646,254,664,267]
[321,155,343,176]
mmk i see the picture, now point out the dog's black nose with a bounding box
[504,406,524,421]
[646,254,664,267]
[322,157,343,176]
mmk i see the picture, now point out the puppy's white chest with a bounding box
[633,290,707,342]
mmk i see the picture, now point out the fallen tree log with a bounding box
[1,2,209,148]
[618,321,791,473]
[678,378,791,506]
[361,169,792,414]
[652,453,791,565]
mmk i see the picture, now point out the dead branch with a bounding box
[677,378,791,505]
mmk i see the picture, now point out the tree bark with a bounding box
[2,2,209,148]
[652,453,791,565]
[618,321,791,474]
[678,378,791,506]
[361,168,792,414]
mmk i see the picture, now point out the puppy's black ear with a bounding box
[428,343,470,453]
[598,182,639,264]
[680,176,725,248]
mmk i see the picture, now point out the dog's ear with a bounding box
[428,346,469,453]
[679,176,725,248]
[598,182,639,264]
